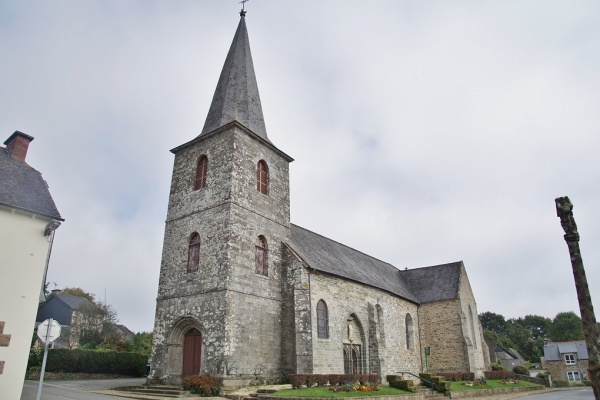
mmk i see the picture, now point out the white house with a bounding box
[0,131,62,399]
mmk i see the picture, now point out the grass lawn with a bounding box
[450,379,541,392]
[272,386,411,398]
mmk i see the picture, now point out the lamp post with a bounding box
[555,197,600,399]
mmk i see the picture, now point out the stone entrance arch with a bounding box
[343,314,367,374]
[166,317,204,379]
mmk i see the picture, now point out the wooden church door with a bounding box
[182,328,202,376]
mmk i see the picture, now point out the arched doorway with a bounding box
[182,328,202,376]
[343,314,366,374]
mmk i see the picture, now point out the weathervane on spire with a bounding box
[239,0,249,17]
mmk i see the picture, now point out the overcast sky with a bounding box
[2,1,599,333]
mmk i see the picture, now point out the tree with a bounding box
[479,312,507,335]
[61,287,96,303]
[521,315,551,339]
[504,320,531,353]
[550,311,584,342]
[127,332,153,358]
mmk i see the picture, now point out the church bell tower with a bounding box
[150,10,293,384]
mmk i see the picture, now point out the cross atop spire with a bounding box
[200,11,269,142]
[239,0,248,16]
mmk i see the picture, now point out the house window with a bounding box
[405,313,414,350]
[187,233,201,273]
[255,235,267,276]
[564,354,576,365]
[194,155,208,190]
[567,371,581,381]
[257,160,268,195]
[316,300,329,339]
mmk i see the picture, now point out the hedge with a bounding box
[436,371,475,381]
[484,370,516,380]
[45,349,146,376]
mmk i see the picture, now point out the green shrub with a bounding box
[512,365,530,376]
[583,380,592,387]
[385,375,416,392]
[183,373,222,396]
[491,363,507,371]
[553,379,570,387]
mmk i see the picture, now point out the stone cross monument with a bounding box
[555,196,599,399]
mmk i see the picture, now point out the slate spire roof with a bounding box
[200,12,269,142]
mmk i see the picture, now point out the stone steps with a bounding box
[241,388,279,400]
[417,385,446,399]
[128,385,192,398]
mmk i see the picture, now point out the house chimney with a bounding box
[4,131,34,162]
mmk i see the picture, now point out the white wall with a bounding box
[0,206,56,400]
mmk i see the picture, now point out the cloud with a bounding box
[2,1,598,332]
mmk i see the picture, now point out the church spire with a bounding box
[200,12,269,141]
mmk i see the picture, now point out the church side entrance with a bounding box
[343,314,365,374]
[182,328,202,376]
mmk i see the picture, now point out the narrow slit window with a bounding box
[187,233,201,273]
[255,235,267,276]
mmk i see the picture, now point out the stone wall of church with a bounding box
[457,265,488,376]
[281,246,312,376]
[308,272,422,378]
[418,298,467,372]
[417,266,489,377]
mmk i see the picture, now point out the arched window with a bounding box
[317,300,329,339]
[187,233,201,273]
[194,155,208,190]
[255,235,267,276]
[257,160,268,195]
[405,313,414,350]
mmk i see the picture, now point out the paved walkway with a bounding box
[95,387,576,400]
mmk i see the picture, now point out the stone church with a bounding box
[149,11,490,386]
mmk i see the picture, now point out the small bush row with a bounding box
[288,374,379,389]
[183,374,222,396]
[512,365,530,376]
[435,371,475,381]
[45,349,146,376]
[484,370,516,380]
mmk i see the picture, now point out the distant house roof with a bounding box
[37,291,97,326]
[544,340,588,361]
[288,224,464,304]
[54,293,95,310]
[114,324,135,340]
[0,145,62,220]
